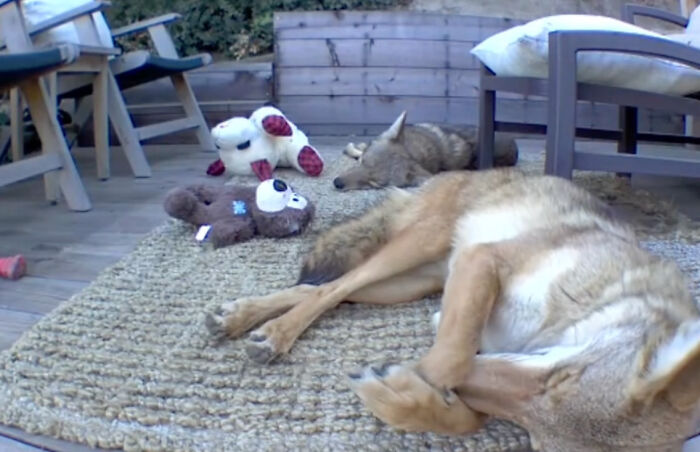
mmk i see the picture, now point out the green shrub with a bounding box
[106,0,408,59]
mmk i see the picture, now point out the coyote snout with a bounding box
[334,111,518,191]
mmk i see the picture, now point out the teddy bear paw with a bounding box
[261,115,292,137]
[298,145,324,177]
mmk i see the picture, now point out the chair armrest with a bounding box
[28,1,110,36]
[622,3,688,27]
[549,30,700,70]
[111,13,181,39]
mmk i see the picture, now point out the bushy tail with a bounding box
[297,189,413,285]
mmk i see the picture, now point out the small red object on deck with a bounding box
[0,255,26,280]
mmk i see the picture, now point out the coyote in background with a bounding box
[208,165,700,451]
[333,111,518,190]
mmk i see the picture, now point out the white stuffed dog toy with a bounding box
[206,106,324,181]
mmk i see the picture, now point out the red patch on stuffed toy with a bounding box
[262,115,292,137]
[207,159,225,176]
[298,146,323,177]
[250,159,273,181]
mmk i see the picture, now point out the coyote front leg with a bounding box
[245,226,451,363]
[349,244,500,434]
[207,262,444,340]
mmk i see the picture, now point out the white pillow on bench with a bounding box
[471,14,700,96]
[21,0,113,49]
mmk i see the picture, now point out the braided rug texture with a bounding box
[0,149,697,452]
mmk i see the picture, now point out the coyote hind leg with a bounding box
[349,244,500,433]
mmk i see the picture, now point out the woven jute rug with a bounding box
[1,149,698,452]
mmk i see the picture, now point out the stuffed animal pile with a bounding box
[206,106,324,181]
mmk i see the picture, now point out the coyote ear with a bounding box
[631,319,700,411]
[383,111,407,141]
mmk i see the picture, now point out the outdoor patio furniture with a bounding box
[12,2,215,180]
[477,3,700,179]
[56,7,216,179]
[0,0,91,211]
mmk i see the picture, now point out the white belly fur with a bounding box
[452,203,581,352]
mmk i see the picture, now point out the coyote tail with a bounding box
[297,189,413,285]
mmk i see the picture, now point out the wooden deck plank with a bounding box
[0,436,48,452]
[0,309,43,351]
[0,425,104,452]
[0,277,87,314]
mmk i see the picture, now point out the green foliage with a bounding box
[106,0,408,59]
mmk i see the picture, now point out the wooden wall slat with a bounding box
[277,95,618,126]
[276,67,481,97]
[273,11,521,30]
[278,95,679,134]
[276,23,514,42]
[275,39,475,69]
[122,67,272,104]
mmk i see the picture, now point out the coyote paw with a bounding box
[205,298,263,339]
[348,363,483,434]
[245,320,294,364]
[245,331,281,364]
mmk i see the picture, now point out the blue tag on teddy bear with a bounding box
[232,200,247,215]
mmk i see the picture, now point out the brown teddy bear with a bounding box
[163,179,314,248]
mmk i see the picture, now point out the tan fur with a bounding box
[207,168,700,451]
[333,111,519,191]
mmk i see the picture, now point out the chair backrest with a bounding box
[21,0,113,48]
[681,0,700,18]
[686,3,700,33]
[0,0,37,52]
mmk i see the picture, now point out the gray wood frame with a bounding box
[478,3,700,179]
[0,0,91,211]
[62,11,216,179]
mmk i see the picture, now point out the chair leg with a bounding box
[169,73,215,151]
[546,36,577,180]
[20,78,91,211]
[477,65,495,170]
[107,73,151,178]
[9,88,24,163]
[616,106,637,179]
[43,74,60,204]
[93,63,110,180]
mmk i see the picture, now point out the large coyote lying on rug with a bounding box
[332,111,518,190]
[207,168,700,451]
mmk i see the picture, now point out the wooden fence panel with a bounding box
[274,11,682,136]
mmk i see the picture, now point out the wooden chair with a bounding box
[0,0,91,211]
[478,4,700,180]
[54,8,216,179]
[9,4,215,180]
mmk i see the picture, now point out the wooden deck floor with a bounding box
[0,139,698,451]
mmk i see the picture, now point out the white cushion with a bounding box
[470,14,700,96]
[22,0,113,48]
[686,5,700,35]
